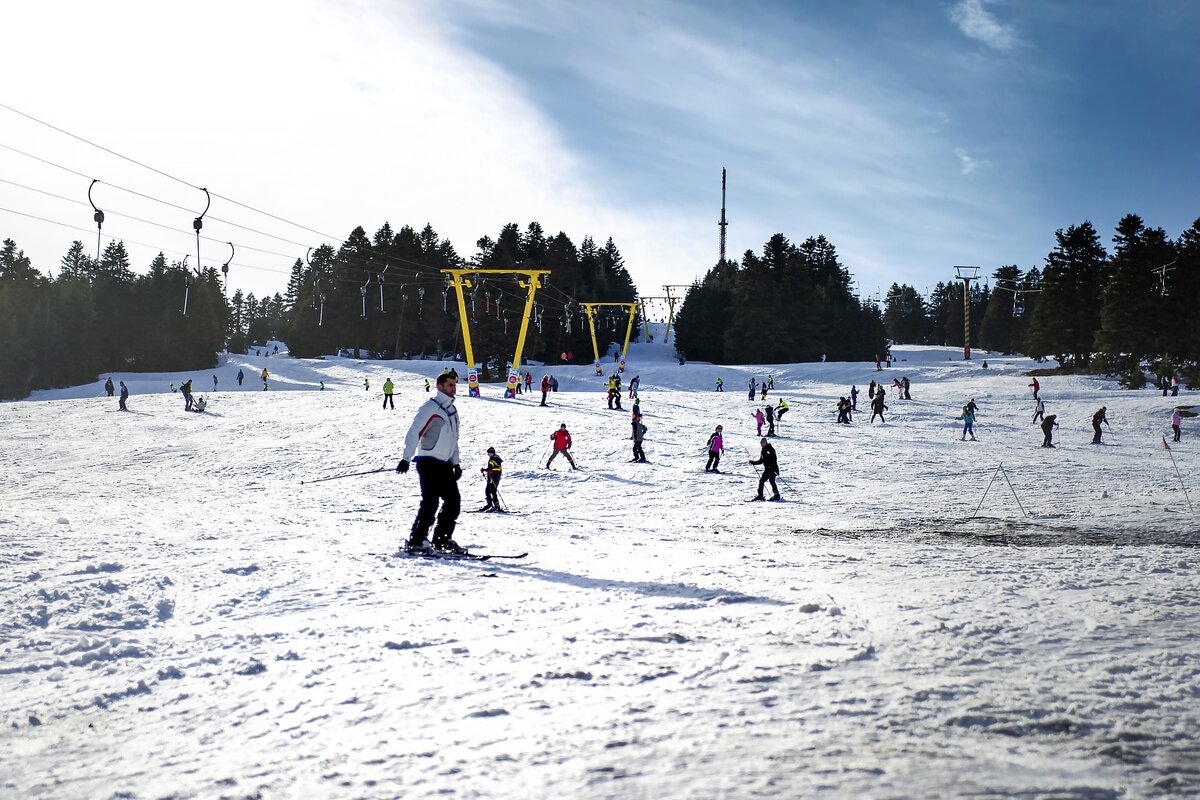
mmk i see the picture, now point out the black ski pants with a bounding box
[632,442,645,461]
[383,393,394,409]
[705,450,720,471]
[1092,422,1102,443]
[1173,424,1181,442]
[757,473,780,500]
[485,476,500,508]
[411,458,460,546]
[547,448,576,469]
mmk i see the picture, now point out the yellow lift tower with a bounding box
[580,302,638,375]
[442,268,551,398]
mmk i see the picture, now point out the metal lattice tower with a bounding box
[718,168,729,265]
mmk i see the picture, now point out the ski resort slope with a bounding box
[2,342,1198,799]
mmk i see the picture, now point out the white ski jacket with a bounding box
[402,391,460,465]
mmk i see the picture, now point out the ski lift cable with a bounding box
[0,101,340,243]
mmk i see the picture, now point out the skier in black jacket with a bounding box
[749,438,781,501]
[480,447,503,511]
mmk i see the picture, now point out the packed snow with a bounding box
[2,335,1198,798]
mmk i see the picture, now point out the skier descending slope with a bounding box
[547,423,578,470]
[705,425,724,472]
[1092,407,1110,444]
[397,371,466,555]
[749,437,782,501]
[630,413,647,463]
[1041,414,1058,448]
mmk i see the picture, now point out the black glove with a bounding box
[397,459,410,474]
[451,464,462,481]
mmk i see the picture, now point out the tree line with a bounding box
[880,214,1200,388]
[673,233,888,364]
[0,220,639,398]
[281,221,639,380]
[0,239,227,399]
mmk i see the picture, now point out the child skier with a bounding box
[631,415,647,462]
[753,407,765,436]
[957,403,976,441]
[480,447,503,511]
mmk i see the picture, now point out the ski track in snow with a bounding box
[2,340,1199,798]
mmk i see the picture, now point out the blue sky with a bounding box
[1,0,1196,303]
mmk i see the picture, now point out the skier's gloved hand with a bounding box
[451,464,462,481]
[397,459,410,474]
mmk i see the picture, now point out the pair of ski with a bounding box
[401,549,528,561]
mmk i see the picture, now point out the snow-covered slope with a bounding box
[2,343,1197,798]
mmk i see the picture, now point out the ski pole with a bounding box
[300,466,393,485]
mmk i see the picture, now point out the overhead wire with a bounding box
[0,103,640,328]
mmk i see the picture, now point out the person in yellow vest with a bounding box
[776,398,789,427]
[425,378,431,393]
[260,368,269,390]
[382,378,395,410]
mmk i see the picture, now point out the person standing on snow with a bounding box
[1029,377,1040,400]
[397,371,465,555]
[957,403,977,441]
[753,407,765,436]
[212,375,218,391]
[705,425,724,472]
[628,375,640,399]
[1091,407,1109,444]
[631,414,648,463]
[261,367,269,390]
[237,369,244,386]
[104,377,114,397]
[118,381,129,411]
[776,398,789,426]
[716,377,724,392]
[749,438,782,501]
[480,447,503,511]
[850,385,858,410]
[868,379,876,400]
[540,375,551,407]
[547,423,578,470]
[525,372,533,393]
[870,387,887,423]
[1172,373,1180,397]
[748,377,756,400]
[382,378,395,409]
[364,377,370,393]
[181,379,194,411]
[765,404,776,436]
[1171,408,1183,442]
[966,398,979,418]
[902,376,911,400]
[760,382,769,402]
[1040,414,1058,448]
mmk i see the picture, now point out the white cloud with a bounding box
[949,0,1017,51]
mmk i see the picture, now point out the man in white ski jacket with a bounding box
[397,371,464,554]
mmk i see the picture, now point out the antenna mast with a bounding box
[718,168,728,265]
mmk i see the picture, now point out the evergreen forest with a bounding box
[3,212,1198,400]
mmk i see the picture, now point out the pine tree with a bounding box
[1093,214,1175,385]
[1024,221,1108,367]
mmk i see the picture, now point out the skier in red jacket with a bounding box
[547,423,578,470]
